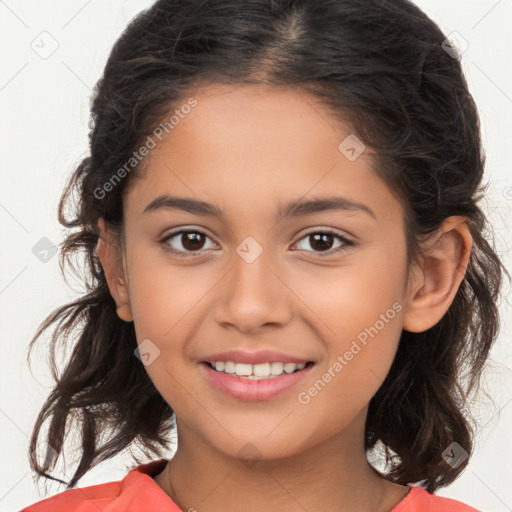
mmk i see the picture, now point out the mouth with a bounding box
[203,360,315,379]
[199,360,316,401]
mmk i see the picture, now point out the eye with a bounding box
[293,229,354,257]
[159,227,354,258]
[159,229,218,257]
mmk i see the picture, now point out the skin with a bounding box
[97,83,473,512]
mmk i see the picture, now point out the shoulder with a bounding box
[391,485,482,512]
[20,459,181,512]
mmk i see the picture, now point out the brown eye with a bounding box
[160,229,217,257]
[295,230,353,257]
[308,233,335,251]
[181,231,206,250]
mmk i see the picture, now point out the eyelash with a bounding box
[159,228,354,258]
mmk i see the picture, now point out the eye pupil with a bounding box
[310,233,333,251]
[182,232,205,250]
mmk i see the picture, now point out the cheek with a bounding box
[287,249,406,349]
[126,246,215,340]
[289,247,406,410]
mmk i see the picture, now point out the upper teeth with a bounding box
[210,361,307,378]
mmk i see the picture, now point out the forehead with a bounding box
[124,83,403,227]
[168,82,348,152]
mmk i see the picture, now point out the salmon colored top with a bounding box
[20,459,481,512]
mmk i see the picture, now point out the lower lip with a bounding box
[200,362,314,401]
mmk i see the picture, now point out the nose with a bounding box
[213,243,292,333]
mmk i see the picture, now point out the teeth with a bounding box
[214,361,225,372]
[209,361,307,378]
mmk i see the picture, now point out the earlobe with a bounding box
[96,217,133,323]
[115,303,134,323]
[402,216,472,333]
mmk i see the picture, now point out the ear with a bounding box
[402,216,473,333]
[96,217,133,322]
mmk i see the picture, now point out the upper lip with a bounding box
[202,350,313,365]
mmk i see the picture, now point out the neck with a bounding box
[154,410,409,512]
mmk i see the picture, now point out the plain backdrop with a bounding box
[1,1,511,511]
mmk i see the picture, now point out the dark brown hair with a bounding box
[27,0,507,493]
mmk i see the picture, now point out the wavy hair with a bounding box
[27,0,507,493]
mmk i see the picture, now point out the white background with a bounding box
[1,1,511,511]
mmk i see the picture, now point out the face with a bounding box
[115,84,412,461]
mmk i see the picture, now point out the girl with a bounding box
[21,0,507,511]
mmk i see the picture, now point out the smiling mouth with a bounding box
[204,360,315,379]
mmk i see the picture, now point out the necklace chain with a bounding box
[167,460,186,510]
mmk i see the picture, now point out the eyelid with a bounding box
[296,226,353,241]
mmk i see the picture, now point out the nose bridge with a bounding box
[231,234,278,300]
[214,234,290,329]
[235,236,271,286]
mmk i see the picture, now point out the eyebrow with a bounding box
[142,194,376,220]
